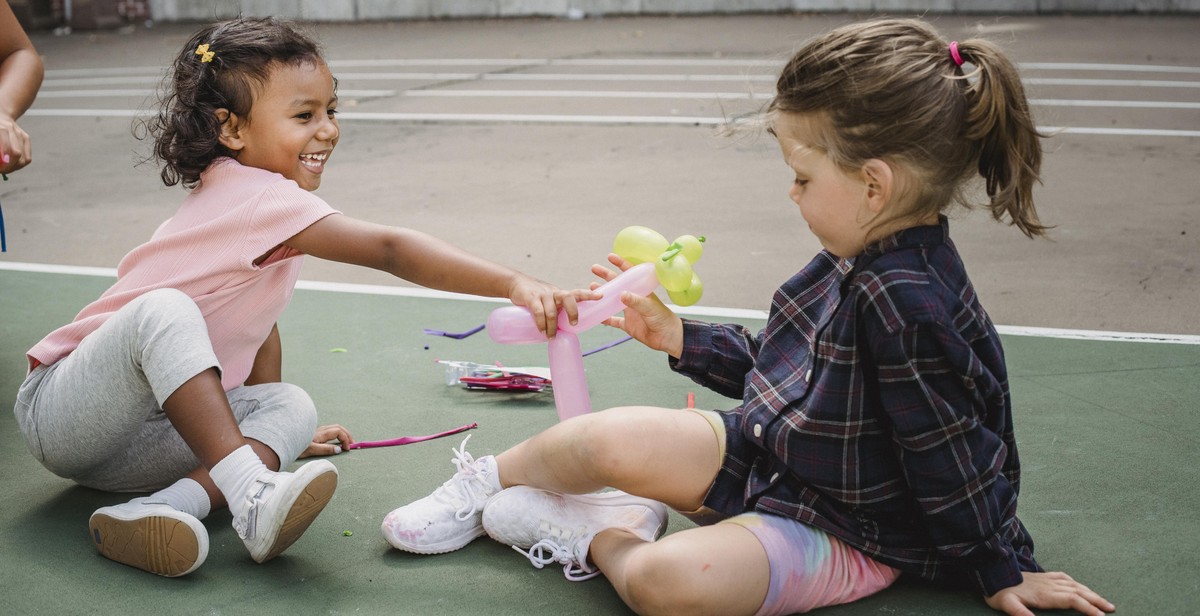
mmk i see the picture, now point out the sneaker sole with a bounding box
[566,491,671,540]
[253,466,339,563]
[89,509,207,577]
[483,488,671,547]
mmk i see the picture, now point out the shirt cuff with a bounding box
[975,552,1025,597]
[668,319,714,376]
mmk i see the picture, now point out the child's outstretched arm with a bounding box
[591,253,684,358]
[985,571,1114,616]
[286,214,596,337]
[0,3,43,174]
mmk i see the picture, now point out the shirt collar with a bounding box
[860,214,950,258]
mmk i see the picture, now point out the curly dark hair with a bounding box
[140,17,326,189]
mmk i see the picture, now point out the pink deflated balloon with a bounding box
[487,262,659,420]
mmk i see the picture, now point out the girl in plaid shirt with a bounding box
[383,18,1114,616]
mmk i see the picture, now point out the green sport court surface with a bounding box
[1,264,1196,615]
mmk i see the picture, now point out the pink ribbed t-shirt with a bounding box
[28,158,339,390]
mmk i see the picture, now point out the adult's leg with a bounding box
[496,405,721,511]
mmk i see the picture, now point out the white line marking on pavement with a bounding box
[2,261,1197,344]
[33,86,1200,112]
[24,108,1200,135]
[43,60,1200,76]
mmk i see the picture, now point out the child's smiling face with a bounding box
[223,59,339,191]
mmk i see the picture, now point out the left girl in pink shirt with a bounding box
[13,17,591,578]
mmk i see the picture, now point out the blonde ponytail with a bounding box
[956,39,1049,237]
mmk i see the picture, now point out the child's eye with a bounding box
[327,108,339,117]
[295,112,313,121]
[793,177,808,187]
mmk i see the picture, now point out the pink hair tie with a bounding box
[949,41,964,66]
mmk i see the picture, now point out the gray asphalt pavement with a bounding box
[6,13,1199,336]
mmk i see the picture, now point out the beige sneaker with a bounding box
[232,459,338,563]
[89,498,208,577]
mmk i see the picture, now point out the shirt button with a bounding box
[770,473,779,483]
[753,424,763,438]
[804,369,812,382]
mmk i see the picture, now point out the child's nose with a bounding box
[317,117,339,142]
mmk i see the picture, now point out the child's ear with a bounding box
[860,159,894,214]
[215,109,244,152]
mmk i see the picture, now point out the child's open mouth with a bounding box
[299,152,328,172]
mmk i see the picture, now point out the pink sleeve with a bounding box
[242,181,339,267]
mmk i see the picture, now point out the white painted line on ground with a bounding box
[31,86,1200,111]
[337,111,723,124]
[399,89,772,100]
[1031,99,1200,110]
[994,325,1200,345]
[2,261,1197,344]
[1024,77,1200,88]
[26,109,143,117]
[1021,62,1200,74]
[24,108,1200,135]
[39,72,1200,90]
[36,88,397,98]
[42,76,162,87]
[1042,126,1200,138]
[44,60,1200,76]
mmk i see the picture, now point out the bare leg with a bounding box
[594,523,770,616]
[494,407,769,615]
[161,368,281,509]
[496,406,721,511]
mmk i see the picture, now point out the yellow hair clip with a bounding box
[194,43,215,63]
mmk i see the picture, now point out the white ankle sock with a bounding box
[145,477,212,520]
[209,445,271,519]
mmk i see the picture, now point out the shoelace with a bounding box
[438,435,493,521]
[234,480,273,540]
[512,522,601,582]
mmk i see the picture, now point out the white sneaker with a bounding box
[381,435,500,554]
[233,459,338,563]
[482,486,669,581]
[89,498,208,577]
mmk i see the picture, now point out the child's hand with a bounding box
[0,113,32,174]
[508,275,599,339]
[985,571,1114,616]
[592,253,685,358]
[300,423,355,457]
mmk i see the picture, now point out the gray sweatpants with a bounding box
[13,288,317,492]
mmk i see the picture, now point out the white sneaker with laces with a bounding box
[89,498,208,577]
[381,435,501,554]
[233,459,338,563]
[482,486,669,581]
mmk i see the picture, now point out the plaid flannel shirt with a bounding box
[670,217,1040,595]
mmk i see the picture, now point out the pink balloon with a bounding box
[486,263,659,421]
[547,333,590,419]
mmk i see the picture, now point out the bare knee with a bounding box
[567,407,657,485]
[621,542,714,616]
